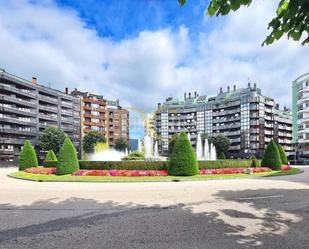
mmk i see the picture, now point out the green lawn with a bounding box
[9,168,301,182]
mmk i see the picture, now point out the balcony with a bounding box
[61,101,73,108]
[0,94,37,107]
[39,105,58,113]
[0,127,37,136]
[38,95,58,104]
[39,113,58,121]
[0,84,36,98]
[0,106,36,117]
[0,115,36,126]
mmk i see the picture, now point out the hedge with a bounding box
[57,138,79,175]
[19,140,38,171]
[197,159,260,169]
[261,139,282,170]
[45,150,57,161]
[277,144,288,165]
[44,160,58,167]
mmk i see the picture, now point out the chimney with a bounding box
[184,92,186,100]
[158,103,161,108]
[227,86,230,92]
[254,83,256,90]
[276,103,279,110]
[248,82,251,88]
[219,87,223,94]
[32,77,37,84]
[194,91,197,98]
[188,92,191,99]
[233,85,236,91]
[65,87,68,94]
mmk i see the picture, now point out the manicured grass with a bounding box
[9,167,301,182]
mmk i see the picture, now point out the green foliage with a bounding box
[261,139,282,170]
[277,144,288,164]
[44,160,58,167]
[198,159,259,169]
[19,140,38,171]
[168,133,179,155]
[208,134,231,156]
[218,152,226,159]
[45,150,57,161]
[250,155,258,167]
[115,137,130,152]
[204,0,309,46]
[122,150,145,161]
[82,131,106,154]
[39,127,66,154]
[168,131,198,176]
[57,138,79,175]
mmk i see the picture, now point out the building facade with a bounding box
[154,83,292,158]
[0,69,81,165]
[292,72,309,156]
[106,100,129,146]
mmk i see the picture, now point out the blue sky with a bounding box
[0,0,308,139]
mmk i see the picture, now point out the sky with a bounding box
[0,0,308,139]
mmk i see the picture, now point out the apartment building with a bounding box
[292,72,309,157]
[106,100,129,146]
[0,69,81,165]
[154,83,293,158]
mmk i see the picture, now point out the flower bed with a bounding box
[24,166,56,175]
[23,165,291,177]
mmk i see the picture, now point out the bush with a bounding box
[168,131,198,176]
[250,155,258,167]
[218,152,226,159]
[79,161,110,170]
[45,150,57,161]
[197,159,259,169]
[122,150,145,161]
[19,140,38,171]
[261,139,282,170]
[44,160,58,167]
[57,138,79,175]
[277,144,288,165]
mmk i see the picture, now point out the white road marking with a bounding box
[237,195,284,200]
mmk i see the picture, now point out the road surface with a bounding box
[0,167,309,249]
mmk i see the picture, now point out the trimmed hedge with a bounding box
[44,160,58,167]
[277,144,288,165]
[19,140,38,171]
[250,156,258,168]
[45,150,57,161]
[198,159,259,169]
[57,138,79,175]
[218,152,226,159]
[261,139,282,170]
[168,131,198,176]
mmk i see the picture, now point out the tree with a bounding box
[19,140,38,171]
[277,144,288,164]
[82,131,106,154]
[45,150,57,161]
[208,134,231,157]
[168,133,179,155]
[115,138,130,152]
[123,150,145,161]
[57,138,79,175]
[178,0,309,46]
[218,152,226,159]
[261,139,282,170]
[250,155,258,167]
[39,127,66,154]
[168,131,198,176]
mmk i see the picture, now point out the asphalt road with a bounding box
[0,167,309,249]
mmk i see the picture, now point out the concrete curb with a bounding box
[7,168,303,183]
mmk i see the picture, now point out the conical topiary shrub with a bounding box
[45,150,57,161]
[56,138,79,175]
[218,152,226,159]
[250,155,258,167]
[261,139,282,170]
[168,131,198,176]
[19,140,38,171]
[277,144,288,165]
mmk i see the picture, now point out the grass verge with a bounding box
[9,167,301,182]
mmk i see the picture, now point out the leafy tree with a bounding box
[218,152,226,159]
[82,131,106,154]
[19,140,38,170]
[261,139,282,170]
[123,150,145,161]
[168,131,198,176]
[57,138,79,175]
[277,144,288,164]
[179,0,309,45]
[208,134,231,157]
[168,133,179,155]
[39,127,66,154]
[115,137,130,152]
[45,150,57,161]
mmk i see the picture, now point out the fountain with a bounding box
[144,134,153,158]
[196,133,203,160]
[137,139,142,152]
[204,138,210,160]
[125,147,128,156]
[154,141,159,158]
[90,149,125,161]
[210,143,217,160]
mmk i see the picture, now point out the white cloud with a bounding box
[0,0,308,138]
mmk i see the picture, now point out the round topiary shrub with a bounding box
[56,138,79,175]
[168,131,198,176]
[277,144,288,165]
[250,155,258,167]
[19,140,38,171]
[261,139,282,170]
[45,150,57,161]
[218,152,226,159]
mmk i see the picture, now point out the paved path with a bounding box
[0,167,309,249]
